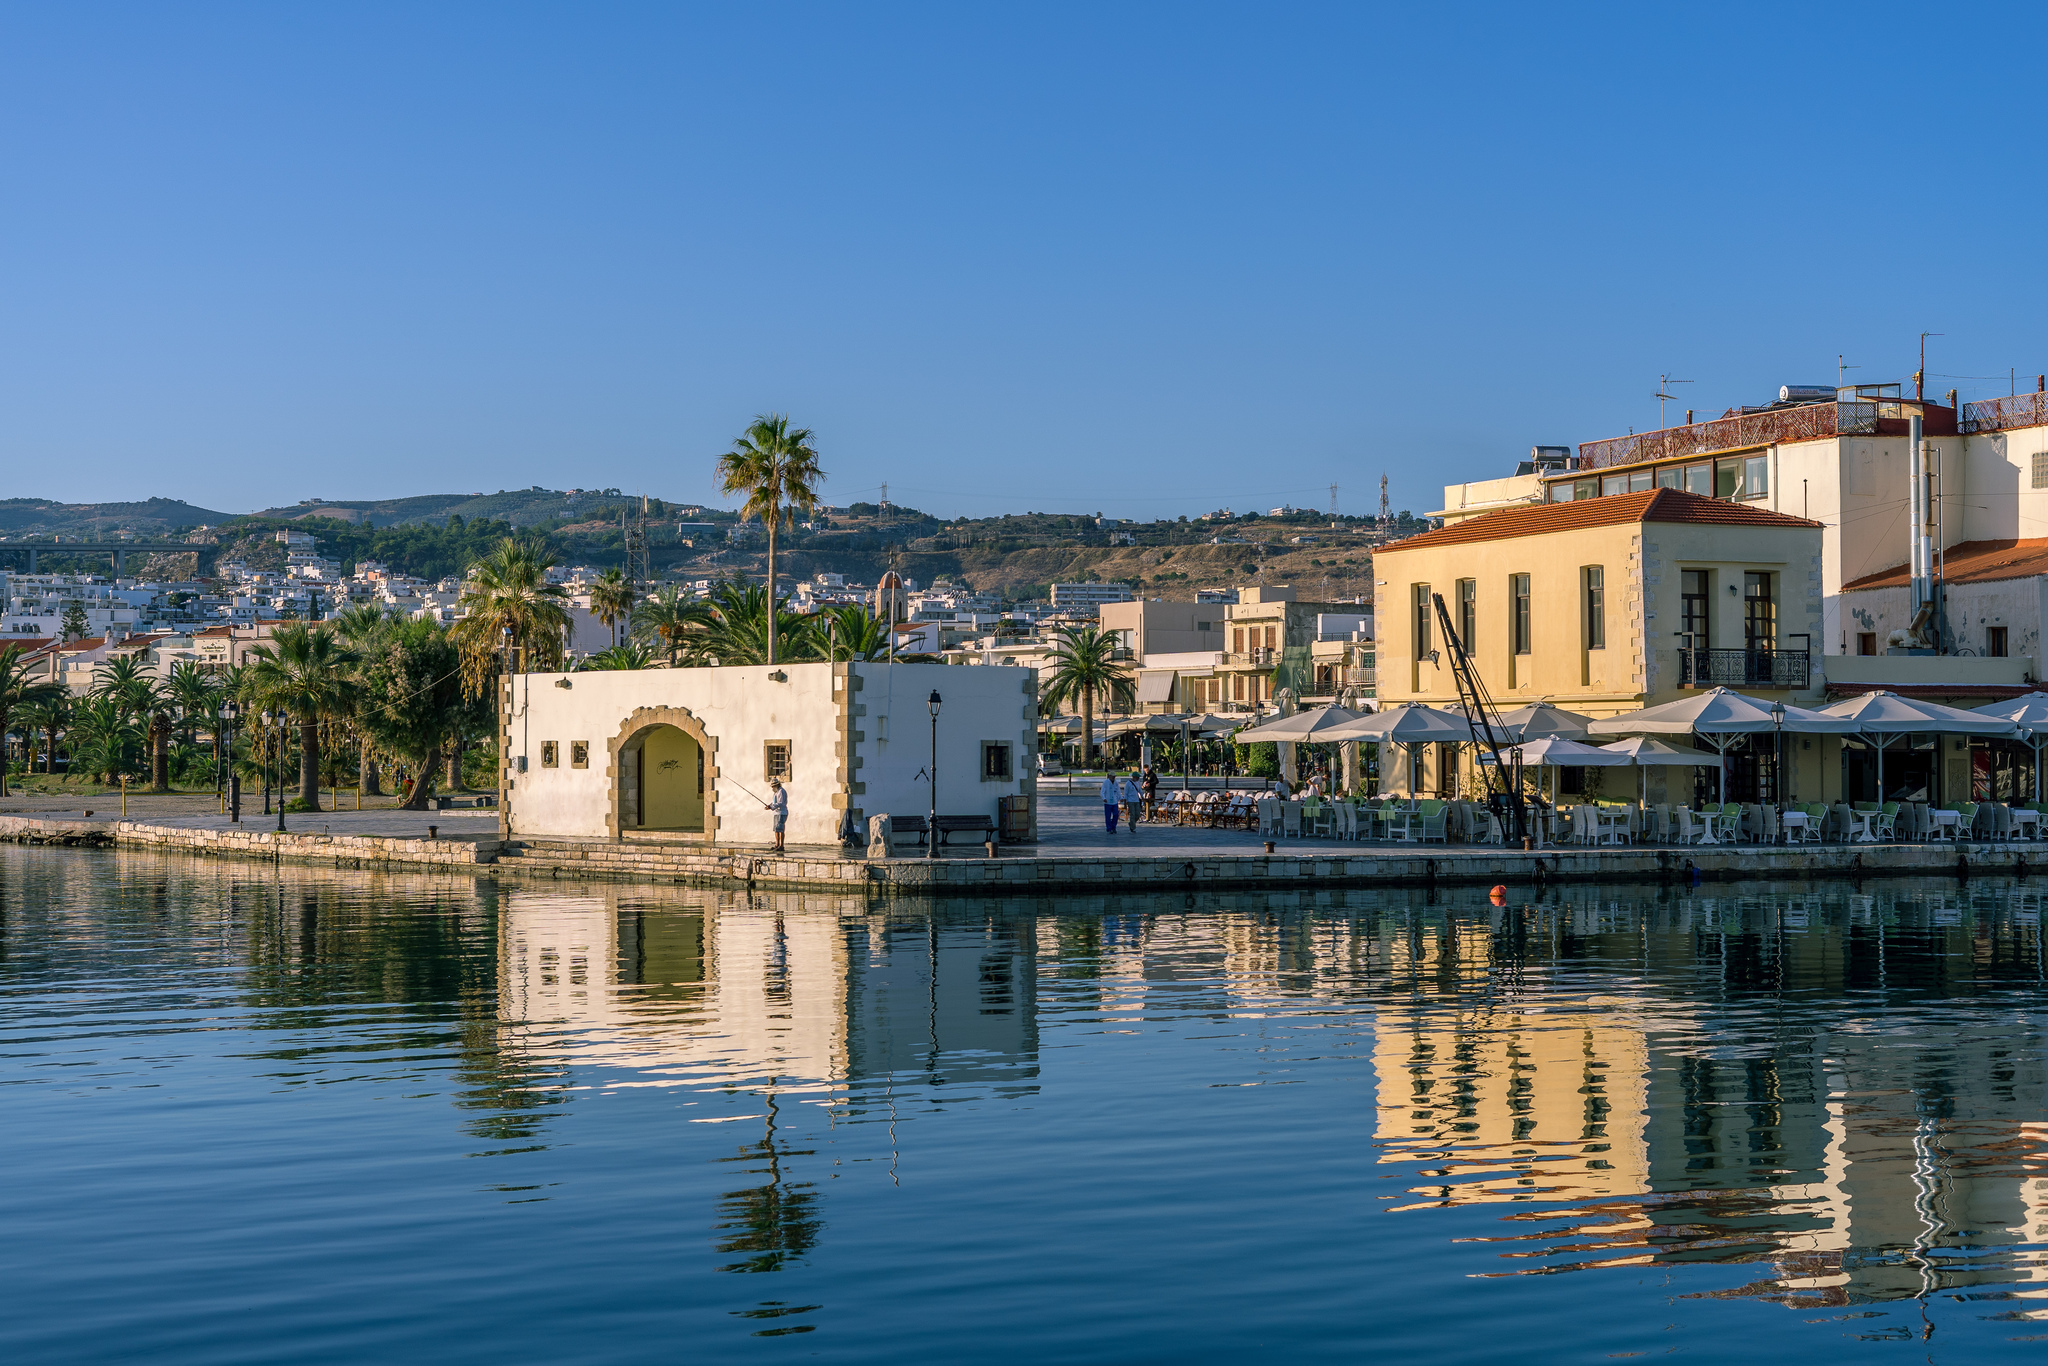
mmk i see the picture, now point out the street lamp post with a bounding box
[274,708,289,832]
[927,689,942,860]
[222,698,241,823]
[1770,699,1787,804]
[261,710,273,816]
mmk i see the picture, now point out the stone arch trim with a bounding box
[607,704,719,842]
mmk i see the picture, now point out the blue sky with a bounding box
[5,3,2047,521]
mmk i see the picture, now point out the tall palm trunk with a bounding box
[151,719,170,792]
[299,719,321,809]
[765,522,778,665]
[0,709,10,797]
[1081,685,1095,769]
[45,723,57,774]
[360,735,383,796]
[446,731,467,792]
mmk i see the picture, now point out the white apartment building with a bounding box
[1048,582,1134,613]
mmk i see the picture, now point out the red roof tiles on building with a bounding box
[1378,488,1821,554]
[1841,538,2048,592]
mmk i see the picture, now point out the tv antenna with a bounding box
[1837,354,1860,390]
[1916,332,1943,400]
[1377,474,1391,540]
[1656,373,1693,428]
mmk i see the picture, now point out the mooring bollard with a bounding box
[428,825,438,840]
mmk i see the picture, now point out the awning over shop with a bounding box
[1135,671,1176,704]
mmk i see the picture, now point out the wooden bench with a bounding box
[887,814,997,850]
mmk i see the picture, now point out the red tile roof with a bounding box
[1379,488,1821,553]
[1825,682,2034,700]
[1841,538,2048,591]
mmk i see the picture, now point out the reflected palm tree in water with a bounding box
[714,1091,825,1275]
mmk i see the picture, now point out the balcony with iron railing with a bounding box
[1576,402,1885,473]
[1961,392,2048,435]
[1678,647,1810,689]
[1221,647,1279,668]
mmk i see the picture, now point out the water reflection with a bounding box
[1366,892,2048,1310]
[7,848,2048,1359]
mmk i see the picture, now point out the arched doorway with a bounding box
[612,708,717,839]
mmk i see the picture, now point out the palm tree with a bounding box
[92,654,176,792]
[813,604,892,662]
[1040,624,1136,770]
[0,645,65,796]
[165,662,223,795]
[632,585,711,666]
[242,624,362,810]
[589,568,636,650]
[332,604,393,795]
[674,581,816,667]
[68,696,143,785]
[451,538,572,694]
[578,640,655,670]
[717,414,824,666]
[18,693,70,777]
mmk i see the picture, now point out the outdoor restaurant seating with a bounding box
[1222,789,2048,849]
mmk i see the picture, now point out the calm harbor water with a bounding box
[4,849,2048,1363]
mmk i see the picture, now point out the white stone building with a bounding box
[502,661,1037,846]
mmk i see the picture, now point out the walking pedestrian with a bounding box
[1142,765,1158,821]
[1100,772,1121,833]
[764,777,788,851]
[1120,772,1143,833]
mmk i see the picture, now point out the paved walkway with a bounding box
[0,791,501,842]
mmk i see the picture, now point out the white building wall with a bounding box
[503,660,1034,845]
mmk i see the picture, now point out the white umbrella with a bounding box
[1821,690,2016,803]
[1972,692,2048,800]
[1321,703,1476,797]
[1586,687,1855,802]
[1478,735,1630,809]
[1595,735,1725,804]
[1496,701,1596,742]
[1320,702,1474,744]
[1232,705,1367,742]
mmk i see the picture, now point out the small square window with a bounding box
[982,742,1013,781]
[541,741,558,768]
[570,741,589,769]
[2034,452,2048,490]
[764,741,791,782]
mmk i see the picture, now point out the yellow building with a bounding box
[1374,488,1827,799]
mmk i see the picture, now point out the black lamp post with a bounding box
[1770,699,1787,804]
[274,708,289,832]
[260,709,273,816]
[222,698,241,823]
[927,689,942,860]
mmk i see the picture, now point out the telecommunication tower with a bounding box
[1377,475,1391,540]
[622,495,651,589]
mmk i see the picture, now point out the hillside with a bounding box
[5,485,1415,607]
[251,487,639,529]
[0,497,234,536]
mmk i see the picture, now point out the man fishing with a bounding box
[762,777,788,851]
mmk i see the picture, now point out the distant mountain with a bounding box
[0,497,235,536]
[252,486,634,529]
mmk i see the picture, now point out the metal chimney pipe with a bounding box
[1908,412,1927,623]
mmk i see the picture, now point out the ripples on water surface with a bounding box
[4,848,2048,1363]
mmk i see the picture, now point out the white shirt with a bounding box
[1100,777,1121,803]
[1121,778,1142,803]
[769,787,787,815]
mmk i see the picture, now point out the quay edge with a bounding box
[0,815,2038,895]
